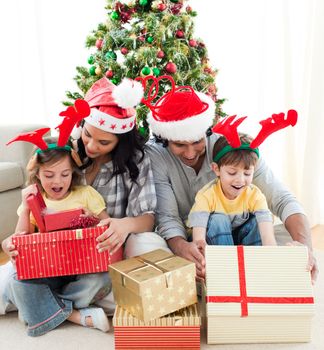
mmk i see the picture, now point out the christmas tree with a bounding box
[65,0,225,137]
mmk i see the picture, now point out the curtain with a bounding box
[0,0,323,225]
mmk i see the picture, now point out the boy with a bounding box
[188,134,277,251]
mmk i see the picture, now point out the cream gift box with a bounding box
[109,249,197,322]
[113,304,201,349]
[204,245,314,344]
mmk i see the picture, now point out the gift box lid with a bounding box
[13,225,108,245]
[113,303,200,327]
[27,186,47,232]
[205,246,314,317]
[26,185,84,232]
[109,249,196,296]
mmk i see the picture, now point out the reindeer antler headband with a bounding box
[212,110,298,163]
[6,99,90,166]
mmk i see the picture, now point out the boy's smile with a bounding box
[212,162,255,200]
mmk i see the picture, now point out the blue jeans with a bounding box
[4,272,111,337]
[206,213,262,246]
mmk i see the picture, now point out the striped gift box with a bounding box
[12,226,123,280]
[113,304,200,349]
[204,246,314,344]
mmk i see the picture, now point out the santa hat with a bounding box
[138,75,215,142]
[73,77,144,138]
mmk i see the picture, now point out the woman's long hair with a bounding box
[77,127,145,182]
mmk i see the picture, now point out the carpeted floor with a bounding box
[0,228,323,350]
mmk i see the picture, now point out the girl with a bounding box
[2,136,112,336]
[1,77,157,334]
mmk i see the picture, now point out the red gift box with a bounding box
[27,185,84,232]
[113,304,200,350]
[12,225,123,280]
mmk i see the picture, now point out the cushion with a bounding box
[0,162,24,192]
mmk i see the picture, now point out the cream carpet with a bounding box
[0,231,323,350]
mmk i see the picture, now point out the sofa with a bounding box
[0,124,49,243]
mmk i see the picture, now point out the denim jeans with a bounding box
[4,272,111,337]
[206,213,262,246]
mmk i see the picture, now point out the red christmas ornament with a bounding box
[176,30,184,38]
[105,70,114,78]
[157,50,165,59]
[171,3,183,15]
[204,66,212,74]
[158,3,167,11]
[186,5,192,13]
[165,62,177,74]
[120,12,131,22]
[95,39,103,50]
[189,39,197,47]
[121,47,129,55]
[139,36,145,42]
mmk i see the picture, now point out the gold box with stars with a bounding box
[109,249,198,322]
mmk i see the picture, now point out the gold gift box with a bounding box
[109,249,197,322]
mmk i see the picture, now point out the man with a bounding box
[125,76,318,283]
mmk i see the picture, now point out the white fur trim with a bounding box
[71,126,83,140]
[148,92,215,141]
[112,78,144,109]
[86,108,136,134]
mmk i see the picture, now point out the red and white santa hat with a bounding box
[73,77,143,137]
[138,75,215,142]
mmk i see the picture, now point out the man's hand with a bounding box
[287,240,318,284]
[285,214,319,284]
[167,236,206,279]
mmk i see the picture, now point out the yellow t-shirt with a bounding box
[18,185,106,227]
[188,179,272,229]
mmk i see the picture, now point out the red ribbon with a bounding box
[206,245,314,317]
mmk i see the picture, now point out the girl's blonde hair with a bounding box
[27,136,82,191]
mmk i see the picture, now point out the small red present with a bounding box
[27,186,84,232]
[113,304,201,350]
[13,226,123,280]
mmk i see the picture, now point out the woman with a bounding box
[1,77,157,334]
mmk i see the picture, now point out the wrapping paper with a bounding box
[204,245,314,344]
[13,225,123,279]
[109,249,197,322]
[113,303,200,349]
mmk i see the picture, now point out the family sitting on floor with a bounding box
[0,75,317,337]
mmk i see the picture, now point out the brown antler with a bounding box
[250,109,298,148]
[211,115,247,148]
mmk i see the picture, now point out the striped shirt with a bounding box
[81,151,156,218]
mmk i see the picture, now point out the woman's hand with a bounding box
[96,217,131,255]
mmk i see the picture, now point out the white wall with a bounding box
[1,0,323,224]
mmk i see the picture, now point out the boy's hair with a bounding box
[212,133,259,169]
[27,136,81,190]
